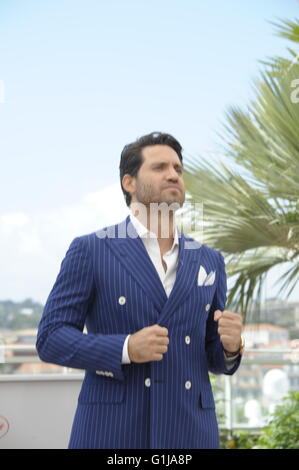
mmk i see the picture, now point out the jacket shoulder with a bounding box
[183,233,223,262]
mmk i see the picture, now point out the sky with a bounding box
[0,0,298,304]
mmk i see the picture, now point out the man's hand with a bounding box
[214,310,243,353]
[128,324,169,363]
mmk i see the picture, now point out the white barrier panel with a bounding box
[0,374,83,449]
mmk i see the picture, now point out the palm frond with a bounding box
[269,18,299,44]
[183,19,299,319]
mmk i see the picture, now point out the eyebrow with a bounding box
[151,162,184,170]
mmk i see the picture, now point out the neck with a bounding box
[131,202,176,243]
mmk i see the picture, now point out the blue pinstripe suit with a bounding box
[36,215,242,449]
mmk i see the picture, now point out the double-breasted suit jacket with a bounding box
[36,215,242,449]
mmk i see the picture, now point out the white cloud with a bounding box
[0,182,129,304]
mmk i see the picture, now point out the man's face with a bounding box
[129,144,185,208]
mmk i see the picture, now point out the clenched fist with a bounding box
[214,309,243,353]
[128,324,169,363]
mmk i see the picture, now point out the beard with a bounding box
[131,180,184,238]
[134,180,185,209]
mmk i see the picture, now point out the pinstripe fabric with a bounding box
[36,215,242,449]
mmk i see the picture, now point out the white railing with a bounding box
[1,345,299,447]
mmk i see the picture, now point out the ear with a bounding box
[122,174,135,195]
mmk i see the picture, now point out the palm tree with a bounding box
[182,19,299,320]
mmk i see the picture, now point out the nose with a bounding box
[166,166,179,182]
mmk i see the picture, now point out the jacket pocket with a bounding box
[78,376,125,404]
[199,390,215,409]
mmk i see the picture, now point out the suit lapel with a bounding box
[105,216,168,313]
[158,232,202,324]
[104,215,203,319]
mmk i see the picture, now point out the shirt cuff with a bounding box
[223,350,239,370]
[122,334,131,364]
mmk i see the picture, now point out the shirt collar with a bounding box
[129,211,179,248]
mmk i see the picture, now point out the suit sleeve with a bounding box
[36,236,127,381]
[205,251,242,375]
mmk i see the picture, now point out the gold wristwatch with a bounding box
[224,335,245,357]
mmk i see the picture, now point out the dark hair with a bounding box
[119,131,183,207]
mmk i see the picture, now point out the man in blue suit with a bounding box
[36,131,244,449]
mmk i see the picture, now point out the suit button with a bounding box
[145,378,151,387]
[185,381,191,390]
[205,303,210,311]
[185,336,190,345]
[119,296,126,305]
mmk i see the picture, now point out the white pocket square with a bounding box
[197,265,216,286]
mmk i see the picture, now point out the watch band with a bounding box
[223,335,245,357]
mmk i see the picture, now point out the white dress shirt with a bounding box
[121,212,238,368]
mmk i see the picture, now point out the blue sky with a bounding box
[0,0,298,304]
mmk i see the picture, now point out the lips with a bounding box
[164,186,180,191]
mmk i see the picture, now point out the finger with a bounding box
[156,326,168,336]
[154,353,164,361]
[220,320,243,332]
[218,317,239,328]
[219,334,232,344]
[218,328,238,338]
[158,337,170,345]
[156,345,168,354]
[222,310,242,321]
[214,310,222,322]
